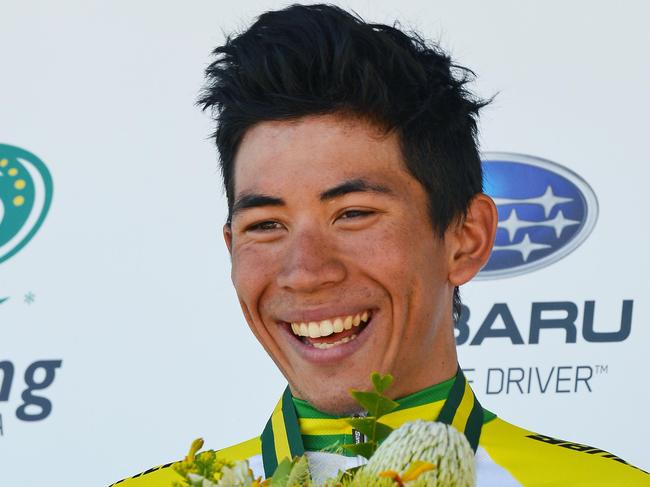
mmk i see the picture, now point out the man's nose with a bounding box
[276,227,346,293]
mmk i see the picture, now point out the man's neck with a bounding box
[292,373,458,419]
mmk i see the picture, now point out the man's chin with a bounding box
[299,388,367,416]
[288,369,383,415]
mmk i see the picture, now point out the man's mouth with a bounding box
[287,310,373,349]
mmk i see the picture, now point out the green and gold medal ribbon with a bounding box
[260,368,483,477]
[261,387,306,476]
[436,368,484,452]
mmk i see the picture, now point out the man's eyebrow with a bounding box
[320,178,394,201]
[231,193,285,217]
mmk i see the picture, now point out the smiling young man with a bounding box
[113,4,648,486]
[225,114,479,416]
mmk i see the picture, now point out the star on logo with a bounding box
[493,234,551,262]
[544,210,581,238]
[498,210,537,242]
[498,208,581,242]
[493,185,573,218]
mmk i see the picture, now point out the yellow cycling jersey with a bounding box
[111,370,648,486]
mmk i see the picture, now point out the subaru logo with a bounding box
[477,152,598,279]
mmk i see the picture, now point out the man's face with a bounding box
[226,114,458,414]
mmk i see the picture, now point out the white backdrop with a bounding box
[0,1,648,485]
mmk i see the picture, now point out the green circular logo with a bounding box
[0,144,53,264]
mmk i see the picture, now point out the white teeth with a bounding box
[311,333,358,349]
[333,318,344,333]
[320,320,334,337]
[290,311,372,337]
[308,322,320,338]
[343,316,353,330]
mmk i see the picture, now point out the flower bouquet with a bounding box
[172,374,475,486]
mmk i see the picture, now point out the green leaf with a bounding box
[340,442,375,459]
[349,390,377,413]
[285,455,311,486]
[373,421,394,442]
[270,457,293,486]
[349,390,399,418]
[375,396,399,417]
[346,417,376,437]
[347,418,393,441]
[371,373,393,394]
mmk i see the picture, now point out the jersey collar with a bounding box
[260,367,484,477]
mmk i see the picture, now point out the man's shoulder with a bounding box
[479,416,649,486]
[109,436,261,486]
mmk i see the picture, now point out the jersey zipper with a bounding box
[351,412,368,467]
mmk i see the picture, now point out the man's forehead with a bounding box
[232,116,404,196]
[232,175,397,209]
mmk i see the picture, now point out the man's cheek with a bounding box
[232,248,278,299]
[356,227,415,280]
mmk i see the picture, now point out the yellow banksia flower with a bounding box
[352,421,475,486]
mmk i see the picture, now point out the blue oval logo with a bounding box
[477,152,598,279]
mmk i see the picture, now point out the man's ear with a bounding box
[448,193,498,286]
[223,223,233,255]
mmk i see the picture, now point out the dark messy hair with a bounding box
[199,3,488,322]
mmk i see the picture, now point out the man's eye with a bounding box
[339,209,373,220]
[247,221,282,232]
